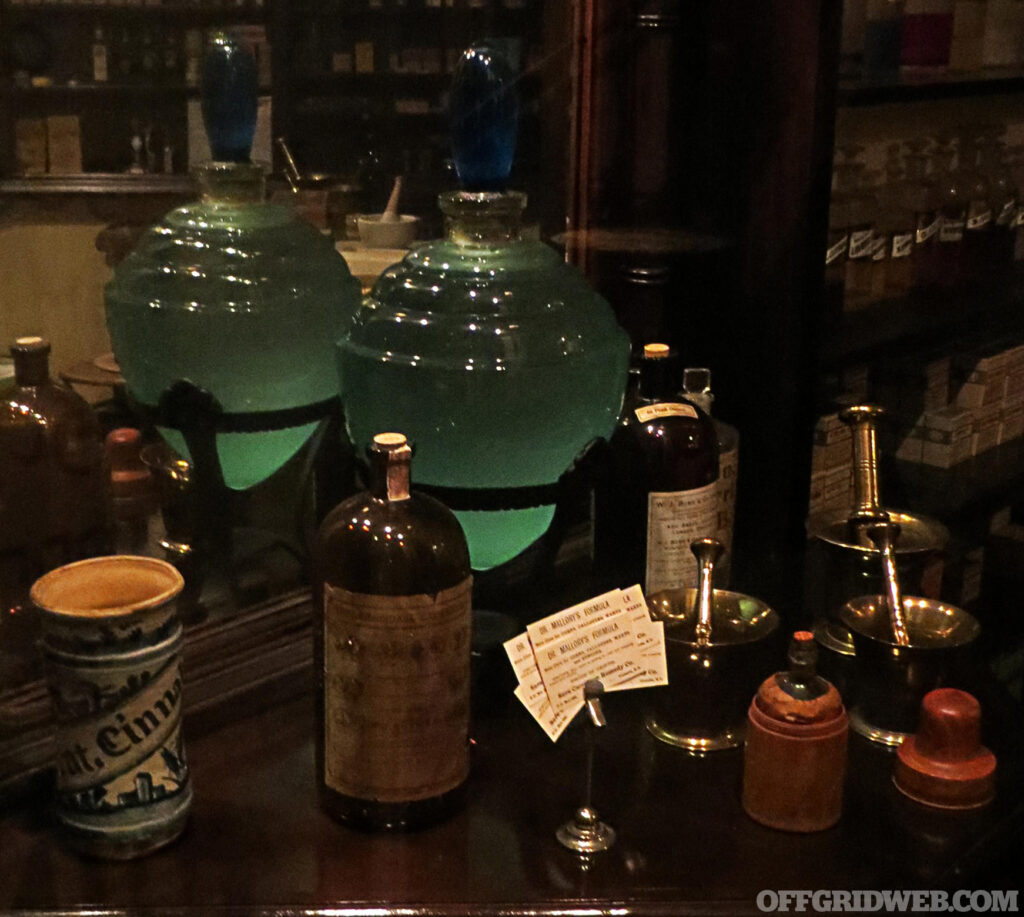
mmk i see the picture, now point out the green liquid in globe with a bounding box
[338,191,629,570]
[106,163,361,490]
[157,426,318,492]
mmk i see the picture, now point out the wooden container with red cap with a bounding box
[742,631,848,832]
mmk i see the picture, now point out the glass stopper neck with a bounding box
[439,191,525,246]
[193,161,266,204]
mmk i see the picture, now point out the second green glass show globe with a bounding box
[337,189,630,570]
[338,45,628,569]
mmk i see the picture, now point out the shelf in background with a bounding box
[3,3,265,21]
[0,173,191,194]
[287,0,530,14]
[819,267,1024,365]
[291,71,451,94]
[3,82,199,98]
[885,437,1024,522]
[838,65,1024,106]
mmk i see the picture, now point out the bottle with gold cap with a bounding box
[593,343,719,595]
[314,432,472,831]
[742,631,848,833]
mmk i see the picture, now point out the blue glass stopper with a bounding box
[201,34,258,163]
[450,43,519,192]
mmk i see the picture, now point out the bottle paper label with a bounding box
[870,236,887,261]
[825,235,848,266]
[966,206,992,231]
[891,233,914,259]
[1014,206,1024,229]
[715,443,738,571]
[848,229,874,260]
[915,217,939,244]
[635,402,698,423]
[323,578,471,803]
[997,199,1017,226]
[645,480,718,594]
[939,217,964,243]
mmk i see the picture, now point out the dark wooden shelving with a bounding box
[287,0,530,15]
[0,173,191,194]
[292,71,451,94]
[885,437,1024,523]
[819,268,1024,366]
[838,65,1024,106]
[3,82,199,97]
[3,3,265,21]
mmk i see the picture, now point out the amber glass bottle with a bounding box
[593,344,719,595]
[315,433,472,831]
[0,337,109,612]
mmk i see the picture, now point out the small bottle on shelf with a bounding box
[592,344,719,595]
[315,433,472,832]
[982,0,1024,67]
[933,140,967,286]
[979,130,1017,273]
[903,140,942,289]
[864,0,905,75]
[106,428,156,555]
[163,31,181,82]
[879,147,916,296]
[117,27,135,82]
[184,31,203,88]
[949,0,987,71]
[864,168,891,304]
[901,0,955,69]
[140,28,159,81]
[842,162,878,311]
[92,27,108,83]
[956,129,992,281]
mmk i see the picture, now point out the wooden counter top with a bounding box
[2,665,1022,915]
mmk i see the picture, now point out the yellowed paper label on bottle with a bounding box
[323,578,471,802]
[645,481,718,594]
[635,402,698,424]
[716,443,739,558]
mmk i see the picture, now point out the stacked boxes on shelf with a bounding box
[875,350,955,466]
[877,339,1024,468]
[997,343,1024,443]
[953,340,1024,457]
[808,412,854,518]
[913,407,975,469]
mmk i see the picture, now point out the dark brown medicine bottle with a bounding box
[0,337,109,612]
[315,432,472,831]
[592,343,718,594]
